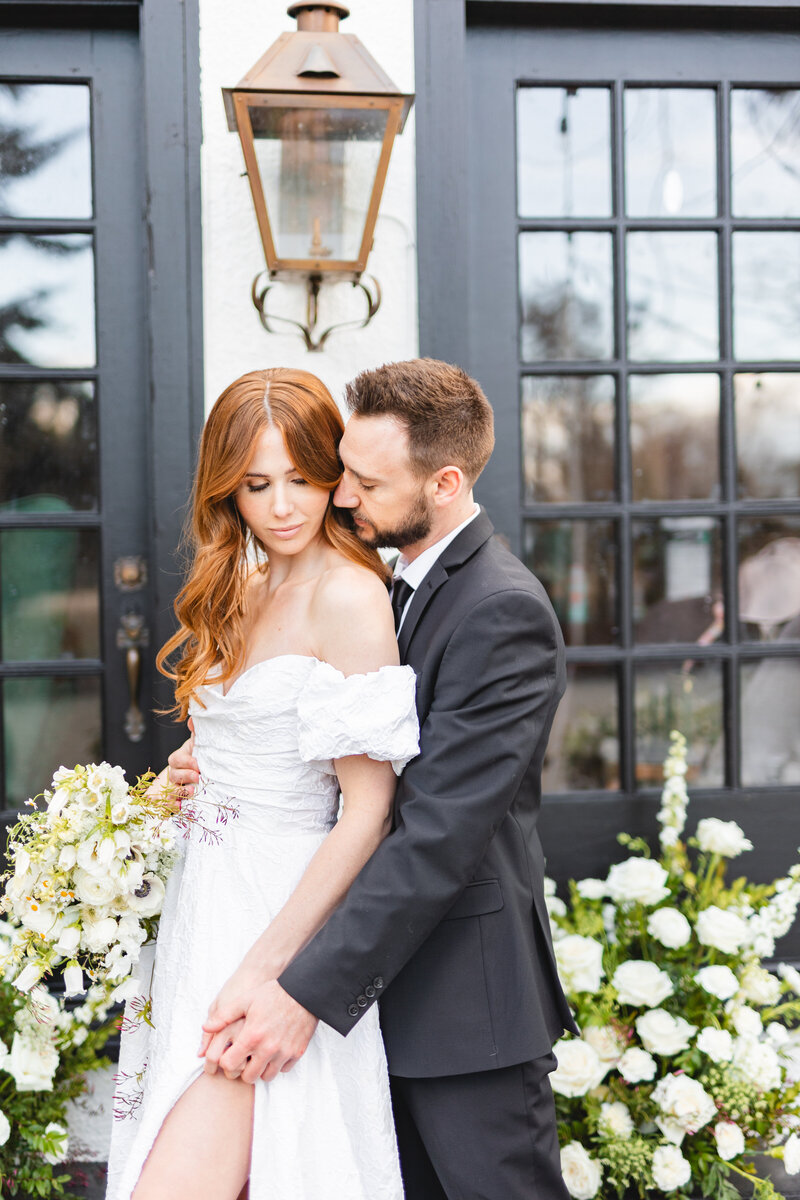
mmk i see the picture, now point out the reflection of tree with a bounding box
[522,273,606,361]
[0,82,79,203]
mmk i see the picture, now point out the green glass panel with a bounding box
[1,527,100,660]
[524,518,618,645]
[635,660,724,787]
[3,675,102,809]
[543,664,619,792]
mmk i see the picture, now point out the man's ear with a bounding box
[431,465,465,507]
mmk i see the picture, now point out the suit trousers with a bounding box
[389,1052,570,1200]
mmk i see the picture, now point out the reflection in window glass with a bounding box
[0,380,97,511]
[3,676,102,809]
[544,665,619,792]
[1,528,100,660]
[517,87,611,218]
[740,657,800,786]
[627,232,718,361]
[735,374,800,500]
[635,660,724,787]
[738,516,800,641]
[732,89,800,218]
[521,375,615,503]
[524,519,618,645]
[629,374,719,501]
[633,517,722,645]
[519,232,614,361]
[624,88,717,217]
[0,233,95,368]
[0,83,92,219]
[733,233,800,362]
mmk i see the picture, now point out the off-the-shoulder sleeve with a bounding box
[297,661,419,777]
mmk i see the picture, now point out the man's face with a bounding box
[335,413,434,549]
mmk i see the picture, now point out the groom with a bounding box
[177,359,576,1198]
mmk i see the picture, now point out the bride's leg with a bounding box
[131,1071,254,1200]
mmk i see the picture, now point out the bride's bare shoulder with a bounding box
[315,556,391,613]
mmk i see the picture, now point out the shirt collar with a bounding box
[394,505,481,590]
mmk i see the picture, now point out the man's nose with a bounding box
[333,479,358,508]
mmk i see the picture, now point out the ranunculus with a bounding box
[73,867,119,907]
[6,1032,59,1091]
[612,960,674,1008]
[783,1133,800,1175]
[695,965,739,1000]
[583,1025,625,1069]
[606,858,670,907]
[695,906,748,955]
[42,1121,68,1165]
[730,1005,762,1039]
[652,1073,717,1144]
[714,1121,745,1161]
[555,935,605,994]
[560,1141,602,1199]
[731,1037,781,1091]
[652,1145,692,1191]
[647,907,691,949]
[739,963,782,1007]
[696,1027,734,1063]
[0,1110,9,1146]
[551,1038,608,1097]
[695,817,753,858]
[635,1008,696,1056]
[618,1047,657,1083]
[576,878,607,901]
[127,873,165,917]
[598,1101,633,1140]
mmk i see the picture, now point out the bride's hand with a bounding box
[198,959,279,1058]
[200,1017,248,1080]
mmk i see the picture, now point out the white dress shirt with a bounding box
[392,505,481,633]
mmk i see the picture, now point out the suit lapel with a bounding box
[398,559,448,660]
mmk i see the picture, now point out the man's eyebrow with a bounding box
[348,467,379,485]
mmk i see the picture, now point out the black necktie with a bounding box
[391,577,414,632]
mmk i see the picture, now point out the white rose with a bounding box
[652,1073,717,1144]
[730,1006,762,1039]
[618,1047,657,1083]
[73,867,119,907]
[696,1027,734,1063]
[598,1101,634,1140]
[555,936,605,994]
[766,1022,791,1048]
[0,1109,9,1146]
[551,1038,608,1097]
[652,1145,692,1191]
[576,878,606,901]
[783,1133,800,1175]
[695,818,753,858]
[778,963,800,996]
[606,858,670,907]
[81,915,118,954]
[127,873,166,917]
[731,1038,782,1091]
[695,906,748,955]
[739,964,781,1007]
[612,960,674,1008]
[695,965,739,1000]
[6,1032,59,1091]
[560,1141,602,1200]
[583,1025,625,1068]
[635,1009,696,1056]
[42,1121,68,1165]
[647,907,691,950]
[714,1121,745,1161]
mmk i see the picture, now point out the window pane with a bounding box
[0,83,92,219]
[635,660,724,787]
[0,233,95,368]
[624,88,717,217]
[627,232,719,361]
[517,87,611,218]
[519,232,614,361]
[1,528,100,660]
[732,89,800,218]
[633,517,722,644]
[3,675,102,809]
[0,380,97,511]
[544,664,619,792]
[738,516,800,641]
[629,374,719,501]
[735,374,800,500]
[733,233,800,362]
[740,657,800,786]
[524,518,618,645]
[521,375,615,503]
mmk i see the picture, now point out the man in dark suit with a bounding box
[189,359,575,1198]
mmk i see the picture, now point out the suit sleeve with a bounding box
[278,587,561,1035]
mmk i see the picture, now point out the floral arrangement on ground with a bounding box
[549,731,800,1200]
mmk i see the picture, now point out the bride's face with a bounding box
[234,425,330,555]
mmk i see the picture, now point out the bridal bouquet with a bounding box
[549,732,800,1200]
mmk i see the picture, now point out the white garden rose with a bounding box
[739,964,781,1007]
[696,1027,734,1063]
[606,858,670,907]
[647,907,691,950]
[554,935,605,994]
[730,1037,782,1091]
[652,1073,717,1144]
[695,906,748,955]
[551,1038,608,1097]
[583,1025,625,1069]
[560,1141,602,1200]
[617,1047,657,1083]
[612,960,674,1008]
[635,1009,697,1056]
[598,1101,634,1140]
[729,1005,762,1039]
[714,1121,745,1161]
[0,1109,9,1147]
[81,914,118,954]
[42,1122,69,1165]
[576,878,607,901]
[783,1132,800,1175]
[652,1145,692,1191]
[73,866,120,907]
[6,1032,59,1091]
[766,1021,791,1048]
[695,965,739,1000]
[695,818,753,858]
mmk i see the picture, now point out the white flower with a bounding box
[714,1121,745,1161]
[731,1037,782,1092]
[635,1009,697,1056]
[63,962,85,998]
[111,976,142,1004]
[76,831,117,875]
[6,1032,59,1091]
[766,1022,791,1048]
[695,965,739,1000]
[695,906,749,955]
[0,1039,7,1071]
[576,878,606,901]
[29,986,59,1025]
[116,913,148,955]
[729,1006,762,1039]
[13,962,43,993]
[696,1027,734,1063]
[652,1145,692,1191]
[42,1121,68,1165]
[602,904,617,944]
[555,936,605,994]
[0,1110,9,1146]
[81,915,118,954]
[739,964,782,1007]
[778,963,800,996]
[560,1141,602,1200]
[783,1133,800,1175]
[695,818,753,858]
[606,858,670,907]
[612,960,674,1008]
[55,923,81,956]
[652,1073,717,1144]
[618,1046,657,1083]
[648,907,691,950]
[57,844,77,871]
[546,894,567,920]
[598,1101,634,1140]
[583,1025,625,1069]
[19,900,58,937]
[127,873,165,917]
[73,867,119,907]
[551,1038,608,1097]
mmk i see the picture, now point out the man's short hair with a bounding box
[344,358,495,485]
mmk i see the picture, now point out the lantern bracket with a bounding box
[251,272,382,353]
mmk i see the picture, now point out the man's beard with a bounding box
[349,493,434,550]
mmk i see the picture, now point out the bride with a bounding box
[105,368,419,1200]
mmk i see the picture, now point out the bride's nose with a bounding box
[271,483,294,518]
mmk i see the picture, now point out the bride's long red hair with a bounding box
[157,368,389,718]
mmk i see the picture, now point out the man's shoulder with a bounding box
[458,531,551,606]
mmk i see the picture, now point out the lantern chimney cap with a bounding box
[287,2,350,32]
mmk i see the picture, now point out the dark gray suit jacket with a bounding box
[280,510,577,1078]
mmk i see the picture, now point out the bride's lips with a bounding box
[269,524,303,539]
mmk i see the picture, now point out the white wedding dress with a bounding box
[106,655,419,1200]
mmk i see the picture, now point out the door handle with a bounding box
[116,610,150,742]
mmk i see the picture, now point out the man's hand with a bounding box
[166,719,200,795]
[201,980,318,1085]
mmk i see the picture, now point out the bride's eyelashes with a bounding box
[245,478,308,494]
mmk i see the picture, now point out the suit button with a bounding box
[357,994,368,1008]
[348,1004,359,1017]
[373,976,384,990]
[365,985,376,998]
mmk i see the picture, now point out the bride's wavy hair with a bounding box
[157,368,389,719]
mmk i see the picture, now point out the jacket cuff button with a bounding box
[357,995,368,1007]
[348,1004,359,1017]
[365,985,376,998]
[373,976,384,990]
